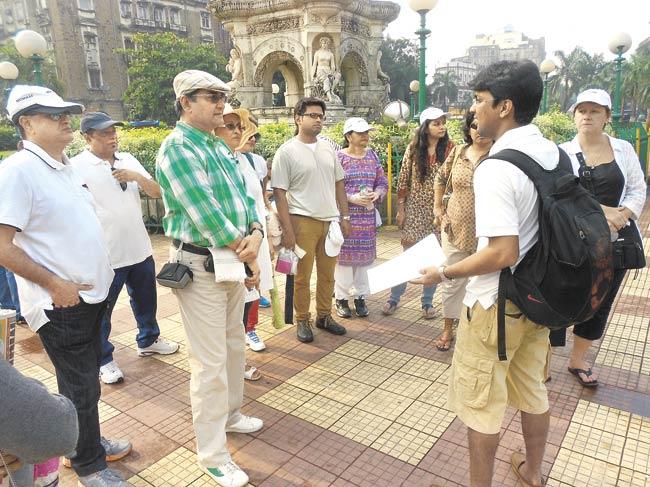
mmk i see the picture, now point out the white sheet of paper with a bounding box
[368,234,446,294]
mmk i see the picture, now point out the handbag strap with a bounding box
[443,146,462,195]
[575,152,596,196]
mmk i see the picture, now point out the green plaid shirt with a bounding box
[156,122,258,248]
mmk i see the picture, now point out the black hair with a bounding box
[293,97,326,135]
[469,60,542,125]
[342,131,351,148]
[462,111,476,145]
[408,118,450,183]
[174,89,200,117]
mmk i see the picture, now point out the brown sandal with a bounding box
[434,332,454,352]
[511,451,542,487]
[382,301,397,316]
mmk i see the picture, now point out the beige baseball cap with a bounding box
[173,70,230,99]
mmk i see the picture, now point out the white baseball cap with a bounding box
[569,89,612,113]
[419,107,448,125]
[222,103,237,116]
[325,221,345,257]
[6,85,84,123]
[343,117,374,134]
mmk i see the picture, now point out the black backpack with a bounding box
[490,148,614,361]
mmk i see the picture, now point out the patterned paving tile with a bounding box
[379,370,432,399]
[399,354,449,380]
[343,360,394,387]
[356,388,414,421]
[319,375,375,406]
[292,394,351,429]
[396,400,456,436]
[311,351,361,375]
[334,338,380,360]
[136,447,205,486]
[371,422,437,465]
[285,366,339,393]
[548,448,620,486]
[257,382,315,413]
[329,408,393,446]
[364,346,412,370]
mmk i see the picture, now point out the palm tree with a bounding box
[549,48,607,110]
[429,71,458,110]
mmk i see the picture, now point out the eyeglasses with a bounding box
[190,92,226,103]
[303,112,326,121]
[223,122,242,131]
[40,112,71,121]
[470,123,478,130]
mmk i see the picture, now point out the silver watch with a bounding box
[438,265,453,283]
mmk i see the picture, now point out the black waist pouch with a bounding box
[156,262,194,289]
[613,221,646,270]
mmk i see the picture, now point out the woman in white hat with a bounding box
[334,117,388,319]
[382,107,454,318]
[557,88,646,387]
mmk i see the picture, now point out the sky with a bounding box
[385,0,650,70]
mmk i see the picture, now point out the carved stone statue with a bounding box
[226,47,243,91]
[312,37,342,104]
[376,50,390,84]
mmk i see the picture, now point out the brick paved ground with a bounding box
[13,198,650,487]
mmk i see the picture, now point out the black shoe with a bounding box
[315,315,347,335]
[354,298,369,317]
[296,319,314,343]
[335,299,352,318]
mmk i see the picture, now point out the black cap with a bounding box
[80,112,124,133]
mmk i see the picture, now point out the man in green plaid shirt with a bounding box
[156,70,264,487]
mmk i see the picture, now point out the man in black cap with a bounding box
[0,86,134,486]
[71,112,179,386]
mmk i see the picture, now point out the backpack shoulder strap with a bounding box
[574,152,596,195]
[243,152,255,170]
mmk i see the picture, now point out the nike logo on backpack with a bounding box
[527,294,543,304]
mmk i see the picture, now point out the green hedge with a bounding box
[60,110,577,179]
[0,124,18,151]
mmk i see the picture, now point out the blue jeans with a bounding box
[0,266,22,319]
[38,299,108,477]
[389,281,437,307]
[100,256,160,366]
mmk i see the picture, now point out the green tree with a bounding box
[0,42,63,93]
[548,47,607,110]
[379,37,419,103]
[117,33,228,124]
[429,71,458,110]
[622,52,650,120]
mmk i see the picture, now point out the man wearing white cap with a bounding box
[71,112,179,386]
[0,85,133,486]
[156,70,264,487]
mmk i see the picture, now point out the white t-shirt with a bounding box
[237,153,273,294]
[0,141,114,331]
[463,124,559,310]
[249,152,267,181]
[70,150,154,269]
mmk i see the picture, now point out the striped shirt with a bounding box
[156,121,258,248]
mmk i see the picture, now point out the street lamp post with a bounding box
[608,32,632,123]
[408,0,438,119]
[0,61,19,104]
[409,80,419,121]
[14,30,48,86]
[539,59,556,114]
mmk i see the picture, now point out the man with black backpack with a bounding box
[412,60,612,487]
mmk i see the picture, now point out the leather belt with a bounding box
[172,239,210,256]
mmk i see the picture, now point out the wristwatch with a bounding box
[438,265,453,283]
[249,225,264,238]
[341,215,351,221]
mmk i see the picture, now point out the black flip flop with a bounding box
[568,367,599,388]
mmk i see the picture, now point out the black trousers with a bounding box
[37,299,108,477]
[549,268,627,346]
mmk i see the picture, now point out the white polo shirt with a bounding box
[70,150,153,269]
[0,141,114,332]
[463,125,559,310]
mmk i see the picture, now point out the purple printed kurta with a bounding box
[337,149,388,266]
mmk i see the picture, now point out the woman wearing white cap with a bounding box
[556,88,646,387]
[382,107,454,318]
[334,117,388,319]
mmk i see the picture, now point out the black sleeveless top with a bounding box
[580,160,625,207]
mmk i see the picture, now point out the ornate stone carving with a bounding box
[254,51,304,87]
[312,36,342,104]
[341,16,370,37]
[246,16,301,35]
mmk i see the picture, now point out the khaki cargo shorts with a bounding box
[447,300,550,435]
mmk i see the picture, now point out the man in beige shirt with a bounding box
[272,97,350,343]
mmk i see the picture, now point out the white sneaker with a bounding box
[202,461,248,487]
[225,415,263,434]
[137,337,179,357]
[245,330,266,352]
[99,361,124,384]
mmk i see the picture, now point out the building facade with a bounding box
[0,0,231,118]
